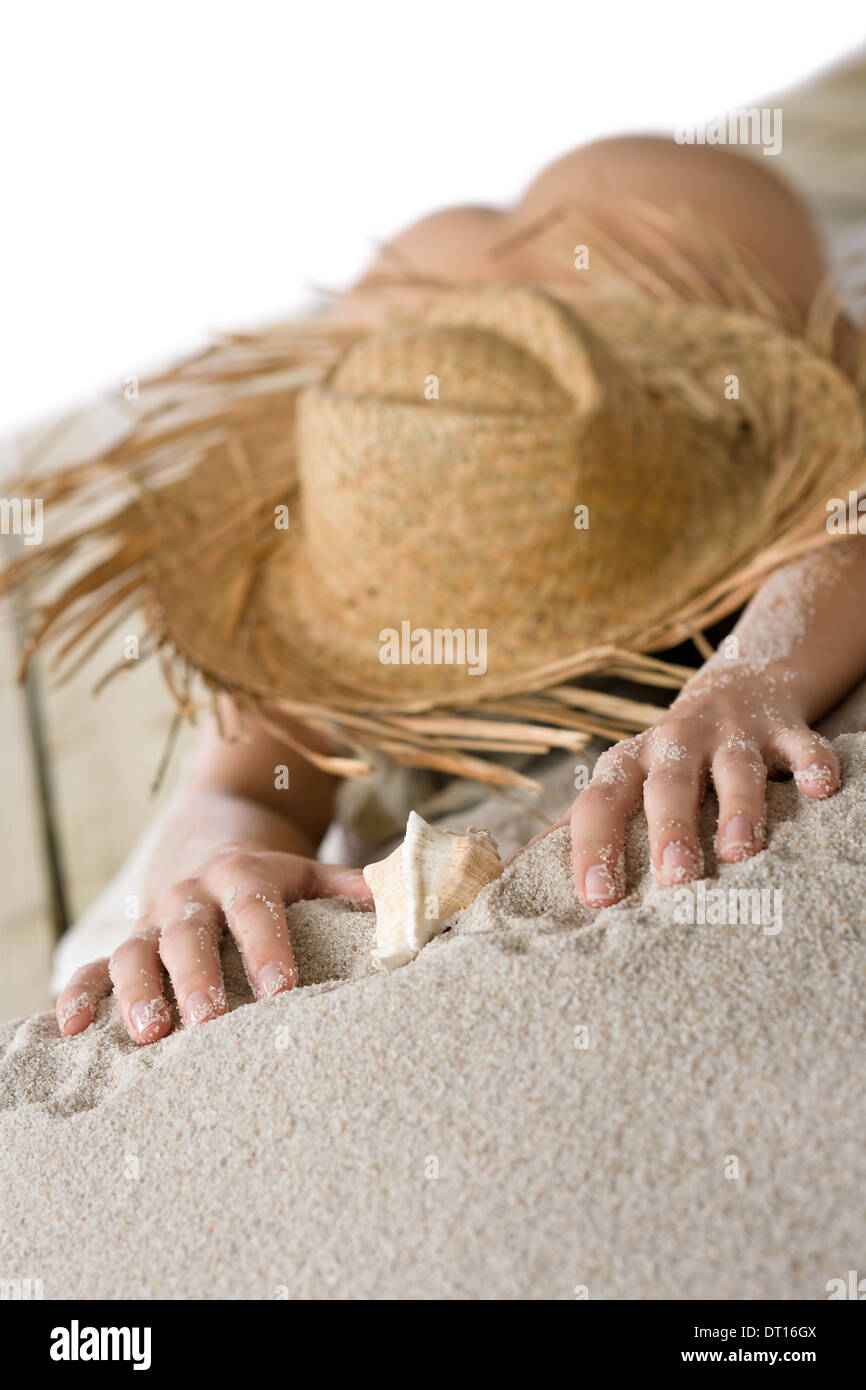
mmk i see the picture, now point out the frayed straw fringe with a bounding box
[3,204,866,793]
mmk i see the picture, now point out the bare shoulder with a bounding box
[516,135,826,316]
[344,134,827,324]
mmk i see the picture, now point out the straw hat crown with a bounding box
[282,283,800,699]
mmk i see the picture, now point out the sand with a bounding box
[2,685,866,1300]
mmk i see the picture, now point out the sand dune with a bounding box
[2,699,866,1299]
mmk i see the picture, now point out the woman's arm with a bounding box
[143,698,340,896]
[560,536,866,906]
[56,705,372,1043]
[696,540,866,727]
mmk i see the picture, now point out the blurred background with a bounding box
[1,1,865,1019]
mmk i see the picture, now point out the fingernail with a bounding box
[660,840,699,882]
[58,994,93,1035]
[129,997,170,1041]
[184,990,216,1026]
[257,963,291,998]
[584,864,615,904]
[60,1010,91,1036]
[795,763,836,797]
[721,815,753,853]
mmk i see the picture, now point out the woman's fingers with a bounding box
[108,925,173,1045]
[57,853,382,1044]
[306,861,375,905]
[570,745,645,905]
[563,716,837,910]
[642,732,706,885]
[711,732,768,862]
[766,726,840,799]
[275,855,375,907]
[56,958,112,1036]
[156,893,226,1027]
[209,856,298,1000]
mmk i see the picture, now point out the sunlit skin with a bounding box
[56,136,866,1043]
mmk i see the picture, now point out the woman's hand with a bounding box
[56,850,372,1044]
[552,668,839,907]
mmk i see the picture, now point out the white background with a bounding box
[1,0,864,436]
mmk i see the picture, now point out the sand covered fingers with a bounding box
[764,726,840,799]
[157,899,227,1025]
[640,721,714,886]
[51,850,375,1045]
[710,732,767,862]
[56,958,114,1036]
[570,741,645,906]
[202,856,298,1001]
[108,926,173,1044]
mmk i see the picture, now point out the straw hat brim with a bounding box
[6,213,866,789]
[146,290,865,702]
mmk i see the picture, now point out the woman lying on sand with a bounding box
[35,136,866,1042]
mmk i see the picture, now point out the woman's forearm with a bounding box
[682,536,866,723]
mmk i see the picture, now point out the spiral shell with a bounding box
[363,811,503,970]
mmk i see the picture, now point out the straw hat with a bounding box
[6,225,866,791]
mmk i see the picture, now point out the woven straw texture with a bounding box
[4,213,866,789]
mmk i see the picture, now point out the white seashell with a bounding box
[363,810,503,971]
